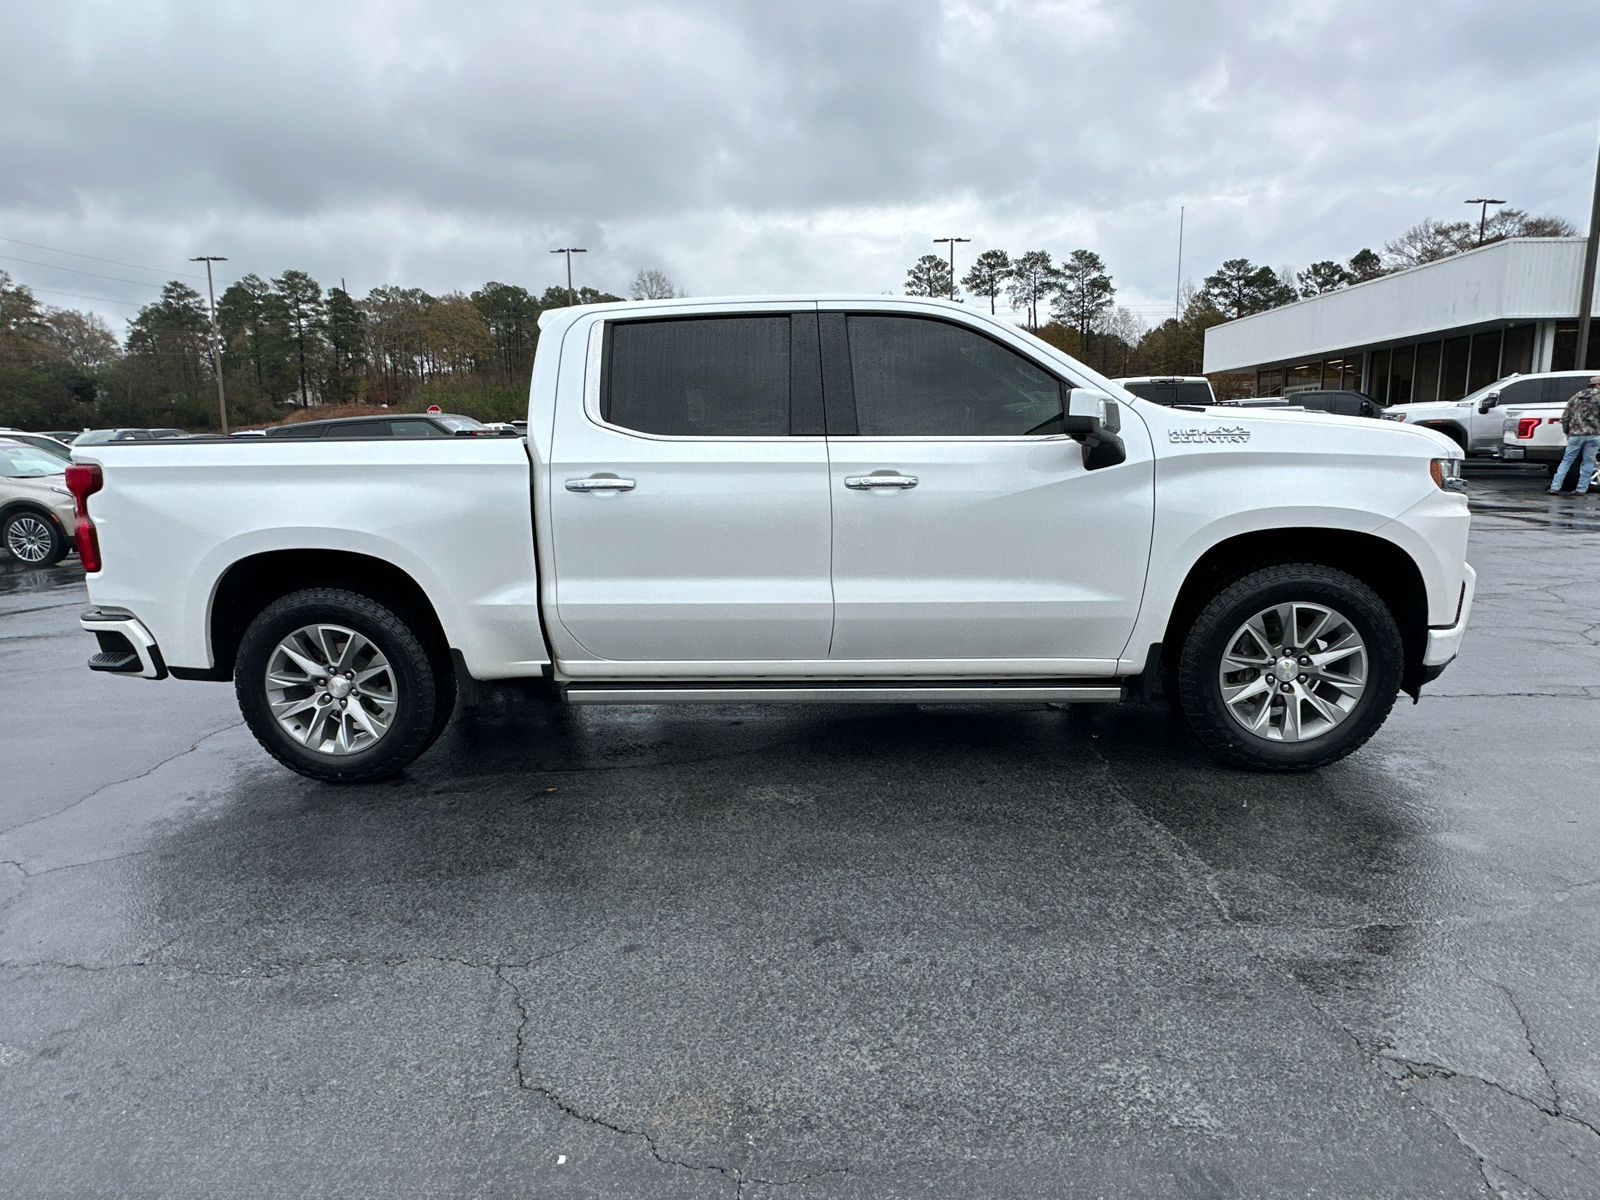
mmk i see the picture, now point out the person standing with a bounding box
[1549,374,1600,495]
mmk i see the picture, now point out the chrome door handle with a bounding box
[845,474,918,490]
[565,476,636,492]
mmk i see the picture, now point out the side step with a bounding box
[563,680,1124,705]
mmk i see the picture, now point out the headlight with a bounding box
[1382,412,1407,422]
[1430,458,1468,494]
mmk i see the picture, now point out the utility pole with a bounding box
[1175,206,1185,322]
[191,256,228,435]
[1577,130,1600,371]
[550,247,587,306]
[933,237,970,300]
[1463,198,1505,245]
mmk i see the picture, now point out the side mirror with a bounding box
[1065,389,1126,470]
[1478,391,1500,414]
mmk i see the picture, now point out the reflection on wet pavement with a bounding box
[0,462,1597,1198]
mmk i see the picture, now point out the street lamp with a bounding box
[190,256,229,435]
[933,237,970,300]
[1463,198,1506,245]
[550,247,588,306]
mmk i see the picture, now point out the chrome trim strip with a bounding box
[79,610,168,680]
[564,684,1122,704]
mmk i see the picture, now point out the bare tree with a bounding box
[629,269,680,300]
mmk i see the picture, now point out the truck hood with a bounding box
[1383,400,1475,421]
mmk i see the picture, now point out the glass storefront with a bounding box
[1442,336,1470,399]
[1552,321,1600,372]
[1415,342,1442,403]
[1250,322,1551,407]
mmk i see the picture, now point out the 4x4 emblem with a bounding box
[1169,426,1250,444]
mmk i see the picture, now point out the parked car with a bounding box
[70,295,1473,781]
[1112,376,1216,406]
[1499,384,1600,486]
[1283,390,1380,418]
[73,428,189,445]
[1381,370,1595,455]
[0,429,74,460]
[0,439,76,565]
[262,412,514,439]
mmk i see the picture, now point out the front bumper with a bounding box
[1422,563,1476,668]
[80,608,168,679]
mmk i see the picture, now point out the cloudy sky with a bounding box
[3,0,1599,331]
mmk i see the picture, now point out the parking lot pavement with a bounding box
[1,463,1598,1199]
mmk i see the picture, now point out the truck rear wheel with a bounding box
[1174,564,1403,771]
[235,588,454,782]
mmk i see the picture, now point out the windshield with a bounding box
[0,443,68,478]
[73,429,116,444]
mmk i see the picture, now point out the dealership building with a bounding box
[1202,237,1600,403]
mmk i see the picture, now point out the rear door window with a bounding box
[603,316,790,437]
[845,315,1063,436]
[325,421,389,438]
[1544,376,1592,404]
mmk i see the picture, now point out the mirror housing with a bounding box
[1478,391,1501,414]
[1065,389,1126,470]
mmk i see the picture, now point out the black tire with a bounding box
[1174,564,1403,772]
[235,588,455,783]
[3,510,67,566]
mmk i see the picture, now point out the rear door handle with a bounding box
[565,476,636,492]
[845,474,918,490]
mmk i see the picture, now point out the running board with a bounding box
[562,681,1124,705]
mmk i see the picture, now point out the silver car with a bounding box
[0,439,77,565]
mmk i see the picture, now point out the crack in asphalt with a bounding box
[0,946,592,980]
[0,721,246,838]
[496,966,848,1198]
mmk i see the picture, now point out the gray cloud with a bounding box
[3,0,1597,328]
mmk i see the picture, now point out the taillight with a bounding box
[65,463,103,572]
[1516,417,1541,439]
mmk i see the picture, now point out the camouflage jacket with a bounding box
[1562,386,1600,437]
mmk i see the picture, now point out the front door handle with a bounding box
[845,474,919,490]
[565,476,636,492]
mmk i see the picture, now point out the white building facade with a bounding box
[1203,238,1600,403]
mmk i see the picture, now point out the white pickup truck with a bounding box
[68,296,1475,781]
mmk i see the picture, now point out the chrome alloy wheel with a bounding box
[6,516,53,563]
[264,623,398,755]
[1217,601,1368,743]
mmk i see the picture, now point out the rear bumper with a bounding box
[80,608,168,680]
[1422,563,1476,668]
[1501,444,1563,463]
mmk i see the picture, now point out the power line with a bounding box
[0,253,167,288]
[17,285,142,308]
[0,236,205,279]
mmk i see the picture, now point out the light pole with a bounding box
[1577,131,1600,372]
[933,237,969,300]
[191,256,229,435]
[550,247,588,306]
[1463,198,1505,245]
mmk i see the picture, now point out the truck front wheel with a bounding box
[1175,564,1403,771]
[235,588,454,782]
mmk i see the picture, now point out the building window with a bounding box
[1467,330,1502,394]
[1287,362,1319,391]
[1389,346,1415,404]
[1256,368,1284,396]
[1414,342,1442,404]
[1342,355,1363,392]
[1368,348,1391,403]
[1442,336,1471,399]
[1552,322,1600,372]
[1502,325,1535,376]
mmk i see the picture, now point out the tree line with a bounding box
[0,267,691,431]
[904,206,1577,385]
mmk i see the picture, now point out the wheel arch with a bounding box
[1413,419,1468,451]
[1161,528,1430,698]
[196,549,450,683]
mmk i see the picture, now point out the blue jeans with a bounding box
[1552,435,1600,492]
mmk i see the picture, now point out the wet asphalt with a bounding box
[1,464,1598,1199]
